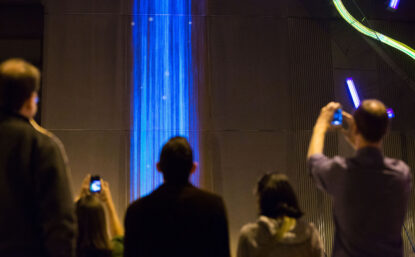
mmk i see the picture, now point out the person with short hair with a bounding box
[237,173,324,257]
[307,100,412,257]
[124,136,231,257]
[0,58,76,257]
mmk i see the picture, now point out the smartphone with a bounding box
[332,109,343,126]
[90,175,101,193]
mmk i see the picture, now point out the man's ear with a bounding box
[190,162,198,175]
[22,94,34,109]
[156,162,162,173]
[19,92,38,119]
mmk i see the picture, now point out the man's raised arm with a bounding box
[307,102,341,158]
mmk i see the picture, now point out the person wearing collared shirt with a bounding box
[307,100,412,257]
[0,59,76,257]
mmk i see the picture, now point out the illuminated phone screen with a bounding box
[332,109,343,126]
[90,179,101,193]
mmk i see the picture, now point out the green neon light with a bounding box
[333,0,415,60]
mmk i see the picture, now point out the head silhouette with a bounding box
[353,99,389,143]
[76,195,111,252]
[157,136,195,184]
[0,58,40,117]
[257,173,303,219]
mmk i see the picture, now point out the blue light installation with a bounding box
[131,0,199,200]
[346,78,361,109]
[389,0,400,9]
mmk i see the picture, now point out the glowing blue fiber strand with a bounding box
[346,78,361,109]
[131,0,199,200]
[389,0,400,9]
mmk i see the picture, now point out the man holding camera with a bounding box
[307,100,412,257]
[0,59,76,257]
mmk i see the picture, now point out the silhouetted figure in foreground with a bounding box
[124,136,231,257]
[0,58,76,257]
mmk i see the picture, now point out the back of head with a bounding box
[0,58,40,112]
[257,173,303,219]
[353,99,389,143]
[76,195,111,251]
[159,136,194,184]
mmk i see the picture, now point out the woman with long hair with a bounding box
[76,195,112,257]
[237,173,324,257]
[76,175,124,257]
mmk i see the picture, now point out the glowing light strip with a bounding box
[333,0,415,60]
[346,78,361,108]
[345,78,394,119]
[389,0,400,9]
[387,108,395,118]
[131,0,198,200]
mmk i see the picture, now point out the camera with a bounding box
[90,175,101,193]
[331,109,343,126]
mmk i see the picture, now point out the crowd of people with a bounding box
[0,58,412,257]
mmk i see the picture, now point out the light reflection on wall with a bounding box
[131,0,198,200]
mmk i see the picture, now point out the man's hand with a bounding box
[341,111,357,149]
[315,102,342,132]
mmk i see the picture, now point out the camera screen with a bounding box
[332,109,343,126]
[90,180,101,193]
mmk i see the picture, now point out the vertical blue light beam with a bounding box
[346,78,361,109]
[131,0,199,200]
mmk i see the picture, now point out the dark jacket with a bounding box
[124,183,231,257]
[0,111,76,257]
